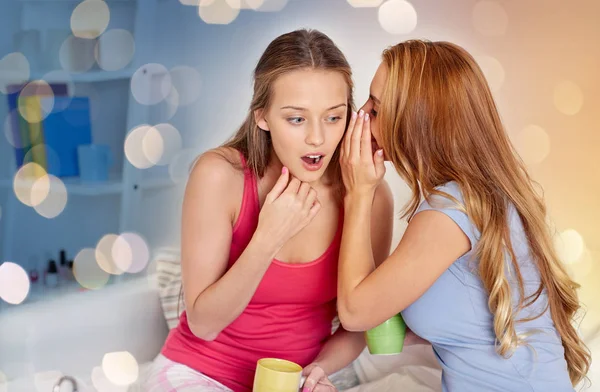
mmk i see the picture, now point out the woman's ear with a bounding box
[254,109,270,131]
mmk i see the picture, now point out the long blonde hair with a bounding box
[378,40,590,385]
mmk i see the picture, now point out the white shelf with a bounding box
[0,173,175,196]
[0,68,136,85]
[0,174,123,196]
[139,175,176,190]
[62,175,125,195]
[40,68,136,83]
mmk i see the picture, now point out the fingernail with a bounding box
[282,167,287,174]
[358,110,364,117]
[352,111,357,119]
[377,149,383,156]
[302,388,310,392]
[365,113,370,121]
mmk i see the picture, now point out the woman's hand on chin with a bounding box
[339,110,386,199]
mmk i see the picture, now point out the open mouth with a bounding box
[301,154,324,165]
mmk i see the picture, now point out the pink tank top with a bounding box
[162,153,342,391]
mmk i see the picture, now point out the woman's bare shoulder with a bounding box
[188,147,244,182]
[184,147,245,214]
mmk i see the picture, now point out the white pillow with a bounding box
[152,248,184,330]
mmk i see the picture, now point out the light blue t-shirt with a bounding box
[401,182,573,392]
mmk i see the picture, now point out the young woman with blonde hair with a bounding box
[337,40,591,391]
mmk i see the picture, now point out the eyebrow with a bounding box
[280,103,347,111]
[369,94,381,105]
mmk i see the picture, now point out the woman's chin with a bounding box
[289,162,328,183]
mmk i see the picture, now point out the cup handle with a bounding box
[299,376,307,390]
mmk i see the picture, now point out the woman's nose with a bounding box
[305,125,325,146]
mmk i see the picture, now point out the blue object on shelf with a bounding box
[5,83,69,168]
[41,96,93,177]
[77,144,114,183]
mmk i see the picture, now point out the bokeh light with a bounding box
[169,66,202,106]
[95,29,136,71]
[4,110,28,149]
[226,0,265,9]
[13,163,47,207]
[554,229,585,264]
[96,234,124,275]
[472,1,508,36]
[29,170,51,207]
[378,0,417,35]
[347,0,383,7]
[91,366,129,392]
[516,125,551,165]
[169,149,201,184]
[0,261,30,305]
[143,123,183,166]
[124,124,156,169]
[33,175,68,219]
[255,0,288,12]
[71,0,110,39]
[566,249,594,284]
[180,0,214,5]
[131,63,172,105]
[553,80,583,116]
[101,351,139,386]
[199,0,240,24]
[41,71,75,111]
[475,55,505,92]
[18,81,55,124]
[60,35,97,73]
[112,232,150,274]
[0,52,30,94]
[165,87,180,120]
[73,248,110,290]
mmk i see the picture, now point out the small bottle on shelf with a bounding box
[45,260,59,288]
[58,249,71,281]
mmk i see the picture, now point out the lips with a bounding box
[301,153,325,171]
[301,154,324,165]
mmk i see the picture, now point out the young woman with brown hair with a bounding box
[144,29,393,392]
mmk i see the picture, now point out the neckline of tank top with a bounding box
[237,152,343,269]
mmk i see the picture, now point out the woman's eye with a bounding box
[327,116,342,123]
[370,109,378,117]
[288,117,305,124]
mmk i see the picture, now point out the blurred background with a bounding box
[0,0,598,390]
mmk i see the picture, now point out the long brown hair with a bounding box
[222,29,354,199]
[378,40,590,385]
[178,29,354,316]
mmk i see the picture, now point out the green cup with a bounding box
[365,313,406,355]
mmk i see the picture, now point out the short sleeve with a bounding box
[414,182,479,250]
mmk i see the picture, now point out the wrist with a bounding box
[344,191,375,209]
[308,360,331,376]
[251,229,282,259]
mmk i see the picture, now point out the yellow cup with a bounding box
[252,358,304,392]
